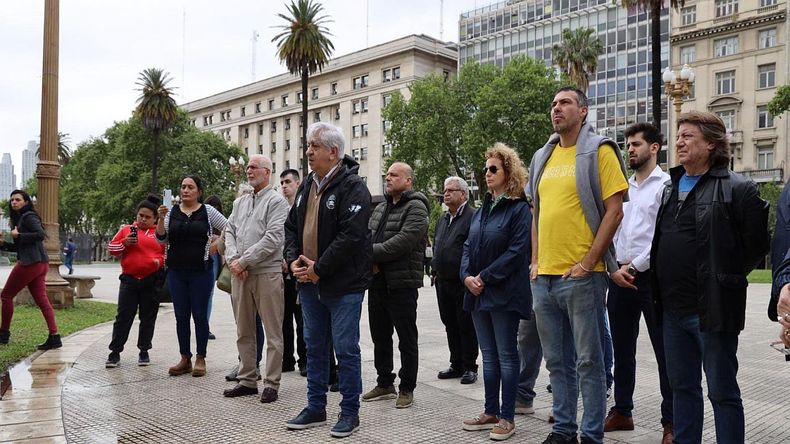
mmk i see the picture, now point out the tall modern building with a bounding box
[182,34,457,196]
[670,0,787,183]
[22,140,39,188]
[458,0,669,153]
[0,154,16,200]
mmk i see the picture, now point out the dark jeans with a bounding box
[65,255,74,274]
[299,283,363,417]
[473,309,521,421]
[517,314,543,405]
[663,310,743,444]
[607,271,672,424]
[109,274,160,353]
[282,275,306,368]
[368,286,419,393]
[168,267,214,357]
[436,278,478,372]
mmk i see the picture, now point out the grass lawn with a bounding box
[747,269,772,284]
[0,299,117,375]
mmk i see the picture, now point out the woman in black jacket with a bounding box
[0,190,61,349]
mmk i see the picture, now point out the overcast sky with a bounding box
[1,0,483,184]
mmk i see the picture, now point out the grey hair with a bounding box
[249,154,273,171]
[444,176,469,195]
[307,122,345,155]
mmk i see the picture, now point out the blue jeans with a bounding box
[532,274,608,443]
[472,310,520,422]
[663,311,743,444]
[207,253,221,324]
[167,267,214,357]
[517,314,543,405]
[299,283,363,417]
[602,310,613,390]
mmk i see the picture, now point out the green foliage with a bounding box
[747,269,772,284]
[768,85,790,117]
[35,132,72,165]
[134,68,178,193]
[552,28,603,92]
[383,56,560,202]
[427,195,444,240]
[760,181,782,238]
[59,110,242,235]
[0,299,117,374]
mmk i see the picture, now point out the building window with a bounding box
[255,102,261,113]
[360,147,368,161]
[314,111,321,122]
[681,6,696,25]
[714,37,738,57]
[715,0,738,17]
[285,118,291,130]
[241,106,246,117]
[272,161,276,173]
[334,106,340,120]
[297,91,303,104]
[243,128,249,139]
[758,64,776,88]
[352,148,360,160]
[258,124,263,135]
[285,139,291,151]
[331,82,338,95]
[220,111,226,122]
[757,144,774,169]
[382,120,392,133]
[311,88,319,100]
[352,125,361,138]
[383,94,392,108]
[382,143,392,157]
[271,121,277,132]
[190,119,196,126]
[716,70,736,95]
[760,28,777,48]
[352,100,362,114]
[382,66,401,82]
[761,0,777,7]
[362,98,369,113]
[271,141,277,153]
[716,110,736,130]
[268,99,275,110]
[758,105,774,128]
[285,160,290,170]
[680,45,696,64]
[281,95,289,107]
[361,123,369,137]
[353,74,369,90]
[258,144,263,153]
[443,70,450,81]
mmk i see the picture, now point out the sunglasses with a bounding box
[483,165,501,175]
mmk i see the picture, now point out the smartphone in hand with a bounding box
[163,189,173,208]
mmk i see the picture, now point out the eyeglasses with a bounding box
[246,165,270,171]
[483,165,501,175]
[443,188,462,194]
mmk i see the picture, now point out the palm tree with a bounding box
[552,28,604,93]
[134,68,177,193]
[273,0,334,176]
[36,132,72,165]
[619,0,683,127]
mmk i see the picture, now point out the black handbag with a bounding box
[154,269,171,303]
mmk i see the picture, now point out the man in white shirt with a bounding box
[604,123,674,444]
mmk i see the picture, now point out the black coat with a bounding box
[284,155,373,298]
[0,210,48,265]
[432,203,473,281]
[651,165,769,332]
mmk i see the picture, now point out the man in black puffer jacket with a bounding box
[362,162,429,410]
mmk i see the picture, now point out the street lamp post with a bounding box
[229,156,246,196]
[663,64,696,167]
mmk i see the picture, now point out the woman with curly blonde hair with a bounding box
[460,143,533,441]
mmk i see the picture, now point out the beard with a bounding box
[629,153,649,170]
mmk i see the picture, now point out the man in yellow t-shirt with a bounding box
[526,87,628,444]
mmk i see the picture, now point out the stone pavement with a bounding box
[0,264,788,443]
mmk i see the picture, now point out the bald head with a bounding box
[385,162,414,202]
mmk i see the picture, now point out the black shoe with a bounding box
[223,384,258,397]
[542,432,578,444]
[329,382,339,392]
[138,351,150,366]
[105,352,120,368]
[547,384,552,393]
[283,362,296,372]
[37,334,62,350]
[225,366,239,382]
[460,370,478,384]
[207,332,216,340]
[0,329,9,345]
[437,367,464,379]
[299,363,307,377]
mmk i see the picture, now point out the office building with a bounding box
[22,140,39,188]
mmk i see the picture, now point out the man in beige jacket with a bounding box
[222,154,290,403]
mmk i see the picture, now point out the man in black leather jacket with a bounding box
[650,111,769,444]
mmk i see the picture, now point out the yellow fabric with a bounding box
[537,144,628,275]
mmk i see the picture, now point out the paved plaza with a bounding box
[0,264,789,443]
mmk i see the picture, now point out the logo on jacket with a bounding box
[326,194,336,210]
[349,204,361,214]
[296,195,303,208]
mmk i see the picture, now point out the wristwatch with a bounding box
[627,264,638,276]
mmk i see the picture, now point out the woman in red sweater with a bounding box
[105,195,165,368]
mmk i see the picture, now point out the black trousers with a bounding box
[368,285,419,393]
[607,270,673,424]
[282,276,306,368]
[436,277,478,372]
[109,274,160,353]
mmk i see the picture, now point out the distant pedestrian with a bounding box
[280,168,307,376]
[156,175,228,377]
[63,237,76,275]
[204,194,224,340]
[0,190,61,350]
[105,195,165,368]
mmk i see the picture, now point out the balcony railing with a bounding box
[738,167,783,183]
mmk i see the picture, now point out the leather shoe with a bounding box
[662,423,674,444]
[223,384,258,398]
[460,370,478,384]
[603,409,634,432]
[437,367,463,379]
[260,387,278,403]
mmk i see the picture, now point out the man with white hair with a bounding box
[432,176,479,384]
[222,154,290,404]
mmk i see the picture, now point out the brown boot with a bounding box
[603,409,634,432]
[192,355,206,377]
[168,355,192,376]
[662,423,674,444]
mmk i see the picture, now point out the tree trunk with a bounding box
[151,130,159,194]
[651,1,662,128]
[301,63,309,178]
